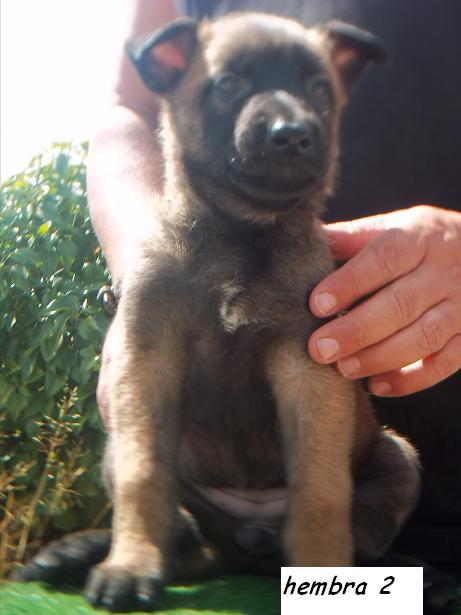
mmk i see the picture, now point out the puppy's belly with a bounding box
[181,482,286,563]
[194,485,287,524]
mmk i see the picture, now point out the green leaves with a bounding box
[60,240,77,269]
[38,221,51,236]
[10,247,38,267]
[39,319,65,362]
[0,142,111,553]
[1,142,109,419]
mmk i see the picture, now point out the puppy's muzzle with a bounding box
[232,91,326,197]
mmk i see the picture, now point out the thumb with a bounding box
[324,214,390,260]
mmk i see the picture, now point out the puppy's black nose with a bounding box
[267,119,315,157]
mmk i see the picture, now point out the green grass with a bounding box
[3,576,460,615]
[0,576,280,615]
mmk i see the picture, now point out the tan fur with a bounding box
[19,14,420,611]
[266,341,355,565]
[97,14,417,582]
[97,309,185,578]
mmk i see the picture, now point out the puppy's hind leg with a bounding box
[16,529,111,587]
[17,509,224,590]
[169,508,227,581]
[353,428,420,559]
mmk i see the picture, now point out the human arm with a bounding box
[308,205,461,396]
[87,0,177,286]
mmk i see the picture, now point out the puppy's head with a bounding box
[129,14,387,222]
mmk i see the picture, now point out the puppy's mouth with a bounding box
[227,152,321,199]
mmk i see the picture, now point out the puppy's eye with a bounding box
[308,78,332,111]
[214,72,246,95]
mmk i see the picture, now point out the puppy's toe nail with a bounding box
[137,575,163,608]
[101,596,115,610]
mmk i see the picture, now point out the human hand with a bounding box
[308,205,461,396]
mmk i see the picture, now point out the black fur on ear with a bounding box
[324,21,389,92]
[127,17,198,93]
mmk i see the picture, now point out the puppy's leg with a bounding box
[169,508,227,580]
[85,312,185,612]
[17,511,224,587]
[16,529,111,586]
[266,340,354,566]
[353,428,420,559]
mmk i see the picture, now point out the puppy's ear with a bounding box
[324,21,388,92]
[127,18,198,93]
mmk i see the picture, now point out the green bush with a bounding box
[0,142,111,576]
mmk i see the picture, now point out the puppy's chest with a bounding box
[215,278,276,334]
[173,228,326,487]
[187,233,323,339]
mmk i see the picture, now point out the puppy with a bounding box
[19,13,420,612]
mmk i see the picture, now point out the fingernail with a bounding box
[338,357,361,378]
[316,338,339,361]
[314,292,337,316]
[372,381,392,396]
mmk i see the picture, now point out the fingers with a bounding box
[308,264,449,364]
[367,334,461,397]
[308,206,461,396]
[336,297,461,379]
[324,215,389,261]
[310,227,428,318]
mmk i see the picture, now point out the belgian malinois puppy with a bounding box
[20,13,420,612]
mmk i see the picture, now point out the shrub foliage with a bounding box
[0,143,111,577]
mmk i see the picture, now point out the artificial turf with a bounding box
[0,576,280,615]
[2,575,460,614]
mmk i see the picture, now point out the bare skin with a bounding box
[87,0,176,285]
[308,206,461,396]
[88,0,461,405]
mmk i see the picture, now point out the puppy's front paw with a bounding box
[84,558,164,612]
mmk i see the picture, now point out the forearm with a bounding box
[87,104,163,285]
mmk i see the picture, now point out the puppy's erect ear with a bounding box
[127,18,198,93]
[324,21,388,92]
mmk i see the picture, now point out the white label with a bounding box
[281,567,423,615]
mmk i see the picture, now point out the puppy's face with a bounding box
[129,14,387,220]
[198,16,336,206]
